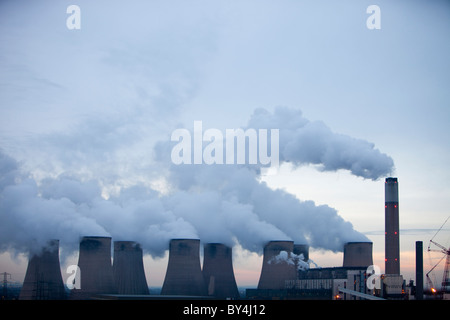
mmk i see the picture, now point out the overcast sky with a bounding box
[1,0,449,287]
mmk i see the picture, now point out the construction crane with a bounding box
[426,216,450,295]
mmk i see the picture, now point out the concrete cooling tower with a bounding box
[257,241,297,290]
[113,241,149,295]
[70,236,117,299]
[202,243,240,299]
[161,239,207,296]
[342,242,373,268]
[293,244,309,262]
[19,240,66,300]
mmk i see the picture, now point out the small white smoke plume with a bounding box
[268,251,313,272]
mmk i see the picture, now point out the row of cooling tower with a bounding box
[19,237,373,300]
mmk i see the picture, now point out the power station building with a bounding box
[247,241,375,300]
[15,177,412,300]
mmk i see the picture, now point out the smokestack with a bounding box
[257,240,296,290]
[70,236,117,299]
[415,241,423,300]
[19,240,66,300]
[385,177,400,275]
[161,239,207,296]
[343,242,373,268]
[113,241,149,295]
[202,243,240,299]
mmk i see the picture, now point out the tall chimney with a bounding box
[70,236,117,299]
[19,240,66,300]
[202,243,240,299]
[113,241,149,295]
[161,239,206,296]
[257,240,296,290]
[343,242,373,268]
[385,177,400,275]
[415,241,423,300]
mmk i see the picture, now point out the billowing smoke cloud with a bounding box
[246,107,394,180]
[0,106,394,259]
[151,106,394,251]
[268,251,311,271]
[0,150,198,257]
[0,0,396,260]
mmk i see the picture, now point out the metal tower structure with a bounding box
[426,216,450,295]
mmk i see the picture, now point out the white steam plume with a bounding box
[0,106,394,258]
[268,251,311,271]
[246,106,395,180]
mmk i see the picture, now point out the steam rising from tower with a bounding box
[385,177,400,275]
[257,241,297,290]
[293,244,309,263]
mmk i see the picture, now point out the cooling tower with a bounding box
[161,239,207,296]
[293,244,309,262]
[257,240,297,290]
[70,236,117,299]
[113,241,149,295]
[202,243,240,299]
[385,177,400,275]
[19,240,66,300]
[342,242,373,268]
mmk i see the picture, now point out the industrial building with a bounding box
[247,240,375,300]
[16,176,442,300]
[248,266,371,300]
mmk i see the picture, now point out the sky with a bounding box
[0,0,449,289]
